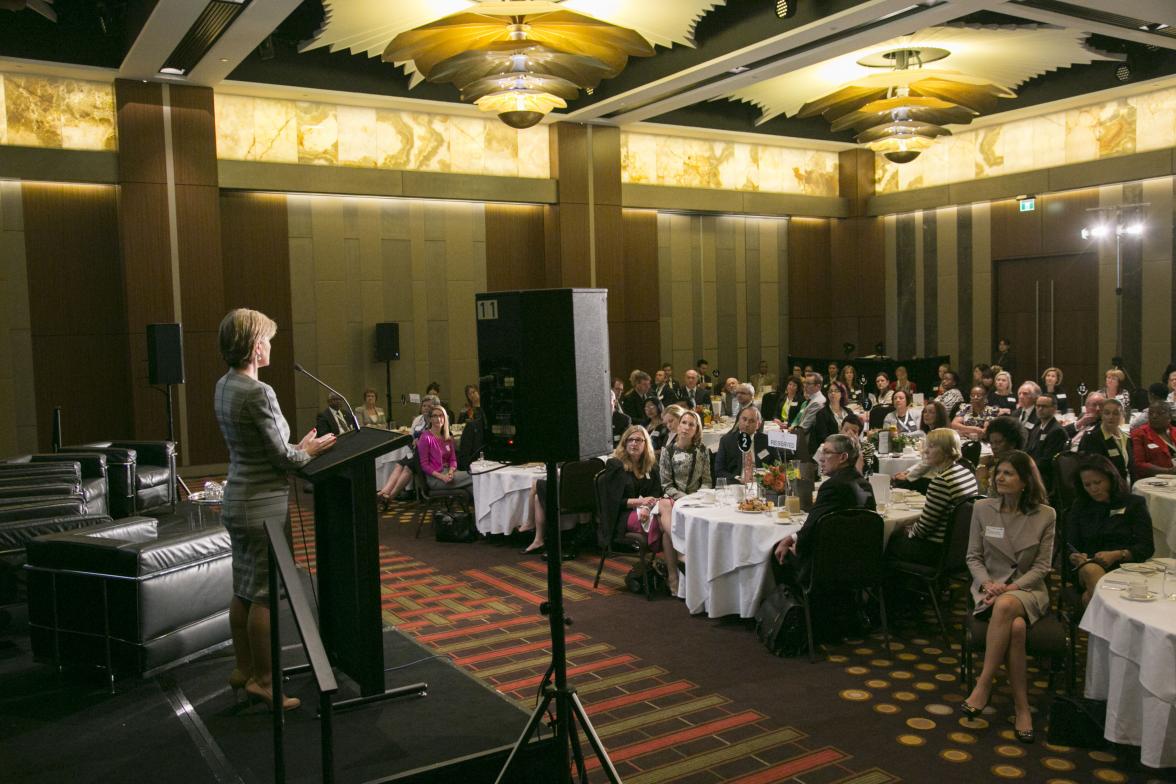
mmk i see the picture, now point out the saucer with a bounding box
[1122,591,1158,602]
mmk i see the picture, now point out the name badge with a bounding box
[984,526,1005,539]
[1148,442,1159,449]
[1112,507,1126,516]
[1056,393,1067,399]
[757,449,770,460]
[1108,448,1120,457]
[1024,422,1035,430]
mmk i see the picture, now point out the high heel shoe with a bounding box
[520,542,544,555]
[959,700,986,719]
[1014,727,1035,744]
[228,669,250,700]
[245,679,301,711]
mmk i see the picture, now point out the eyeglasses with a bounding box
[624,437,645,445]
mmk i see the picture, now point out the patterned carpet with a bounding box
[281,494,1164,784]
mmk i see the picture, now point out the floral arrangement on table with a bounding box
[758,461,794,495]
[867,430,919,454]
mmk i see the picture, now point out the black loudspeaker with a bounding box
[375,322,400,361]
[146,323,185,385]
[476,289,611,463]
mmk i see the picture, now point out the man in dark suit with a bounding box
[610,390,632,447]
[657,363,682,408]
[715,406,771,484]
[316,393,354,436]
[1014,381,1040,428]
[678,369,707,409]
[1025,393,1069,498]
[620,370,653,425]
[773,434,875,584]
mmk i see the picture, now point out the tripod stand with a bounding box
[495,461,621,784]
[158,383,191,499]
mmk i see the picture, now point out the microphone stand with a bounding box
[295,363,361,432]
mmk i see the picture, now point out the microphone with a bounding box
[294,363,360,433]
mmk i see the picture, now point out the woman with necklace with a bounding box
[358,388,387,428]
[1077,398,1132,483]
[882,390,919,433]
[655,410,711,593]
[961,451,1055,744]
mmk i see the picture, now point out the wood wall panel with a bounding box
[991,198,1043,260]
[591,127,622,207]
[829,215,886,353]
[787,217,834,356]
[114,80,166,185]
[617,208,660,374]
[168,85,218,188]
[117,183,175,329]
[485,203,546,291]
[1041,188,1099,257]
[21,183,132,447]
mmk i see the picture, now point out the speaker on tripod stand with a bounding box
[476,289,620,783]
[146,323,190,496]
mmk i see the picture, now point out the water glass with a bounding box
[1165,566,1176,600]
[715,478,728,505]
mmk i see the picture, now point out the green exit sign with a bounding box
[1019,197,1036,212]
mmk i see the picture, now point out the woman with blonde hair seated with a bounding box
[989,371,1016,412]
[596,426,663,582]
[1100,368,1132,414]
[655,409,711,593]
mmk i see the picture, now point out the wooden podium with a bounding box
[296,428,412,699]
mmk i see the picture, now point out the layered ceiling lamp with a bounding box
[797,47,1014,164]
[384,2,655,128]
[0,0,56,22]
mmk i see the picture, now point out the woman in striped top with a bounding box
[887,428,979,567]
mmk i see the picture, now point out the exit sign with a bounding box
[1018,197,1036,212]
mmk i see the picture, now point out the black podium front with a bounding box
[297,428,409,697]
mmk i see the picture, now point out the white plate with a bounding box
[1120,563,1158,574]
[737,508,772,514]
[1122,591,1158,602]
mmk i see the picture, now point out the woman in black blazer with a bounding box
[1066,454,1154,607]
[1040,368,1071,415]
[1077,399,1132,483]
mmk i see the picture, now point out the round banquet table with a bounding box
[374,437,414,489]
[1079,561,1176,769]
[700,420,784,454]
[877,452,922,476]
[469,460,547,535]
[1132,476,1176,558]
[669,492,918,619]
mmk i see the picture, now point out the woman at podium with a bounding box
[214,308,336,711]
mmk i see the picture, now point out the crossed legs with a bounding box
[964,594,1033,733]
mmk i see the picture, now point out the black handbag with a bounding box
[1046,696,1107,748]
[434,510,477,543]
[624,561,666,594]
[754,584,807,656]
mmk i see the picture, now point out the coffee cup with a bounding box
[1128,580,1150,599]
[698,490,716,504]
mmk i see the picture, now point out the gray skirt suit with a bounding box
[215,371,312,602]
[965,497,1056,624]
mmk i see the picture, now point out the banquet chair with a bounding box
[1052,452,1082,516]
[960,588,1073,695]
[961,439,982,471]
[557,458,605,553]
[888,497,977,647]
[799,508,890,661]
[869,406,894,430]
[591,470,655,600]
[409,456,472,538]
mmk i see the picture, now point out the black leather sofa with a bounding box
[1,452,109,515]
[65,441,176,518]
[0,496,98,602]
[26,517,232,682]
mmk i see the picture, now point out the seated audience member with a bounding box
[869,372,895,408]
[662,404,685,438]
[840,415,877,475]
[1128,383,1170,430]
[1066,391,1106,444]
[770,375,805,425]
[978,415,1026,493]
[961,450,1053,742]
[1131,401,1176,478]
[826,361,841,389]
[933,362,950,396]
[1013,382,1040,427]
[716,406,770,484]
[317,392,356,436]
[456,384,483,425]
[621,370,653,424]
[892,365,917,395]
[882,390,920,433]
[1100,368,1132,415]
[377,396,437,503]
[644,397,669,451]
[840,364,867,409]
[936,371,964,415]
[655,410,711,591]
[358,388,387,428]
[611,390,632,447]
[1025,394,1069,499]
[988,371,1017,412]
[655,364,681,408]
[1166,366,1176,404]
[953,385,1000,439]
[678,369,707,410]
[612,377,626,402]
[1040,367,1070,414]
[973,363,991,387]
[887,428,979,566]
[720,377,741,416]
[418,406,472,491]
[992,336,1016,376]
[1077,399,1131,483]
[411,395,440,436]
[978,365,996,394]
[790,372,828,454]
[812,382,852,447]
[597,425,666,579]
[730,382,756,421]
[750,360,777,394]
[772,435,875,584]
[425,381,454,422]
[695,358,713,396]
[889,403,948,493]
[1066,454,1154,607]
[920,400,950,434]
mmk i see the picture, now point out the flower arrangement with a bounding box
[868,430,918,453]
[759,461,792,494]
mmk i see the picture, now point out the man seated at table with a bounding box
[1014,381,1040,427]
[316,392,355,436]
[1025,393,1070,499]
[610,390,632,448]
[678,369,707,410]
[772,434,875,586]
[696,358,713,396]
[784,372,827,456]
[620,370,653,425]
[657,362,682,407]
[1066,391,1106,446]
[720,377,741,416]
[750,360,777,394]
[730,383,757,421]
[715,406,770,484]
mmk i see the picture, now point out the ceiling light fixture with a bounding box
[775,0,797,19]
[384,2,655,129]
[796,45,1015,164]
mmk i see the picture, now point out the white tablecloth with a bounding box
[877,453,922,476]
[1080,563,1176,768]
[669,494,917,619]
[374,443,414,488]
[1133,477,1176,558]
[700,421,784,454]
[470,461,547,535]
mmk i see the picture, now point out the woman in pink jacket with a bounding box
[418,406,473,491]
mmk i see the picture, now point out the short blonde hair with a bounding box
[924,427,962,461]
[994,370,1012,390]
[612,425,656,477]
[1105,368,1125,384]
[1041,367,1064,386]
[218,308,276,368]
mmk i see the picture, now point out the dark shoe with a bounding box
[520,543,544,556]
[1015,728,1035,744]
[959,700,986,719]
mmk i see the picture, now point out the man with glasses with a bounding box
[772,434,875,584]
[784,372,827,457]
[715,406,770,484]
[1025,393,1069,498]
[1015,381,1041,427]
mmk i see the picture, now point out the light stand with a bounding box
[495,461,621,784]
[157,383,191,499]
[384,360,394,428]
[1082,203,1147,376]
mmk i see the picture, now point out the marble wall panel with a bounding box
[337,105,378,168]
[0,74,117,152]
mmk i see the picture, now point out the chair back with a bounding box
[560,458,604,515]
[761,392,781,420]
[961,439,981,469]
[1053,451,1082,514]
[593,468,620,548]
[869,405,894,430]
[943,497,977,579]
[806,508,886,589]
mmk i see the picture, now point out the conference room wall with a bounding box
[0,180,37,456]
